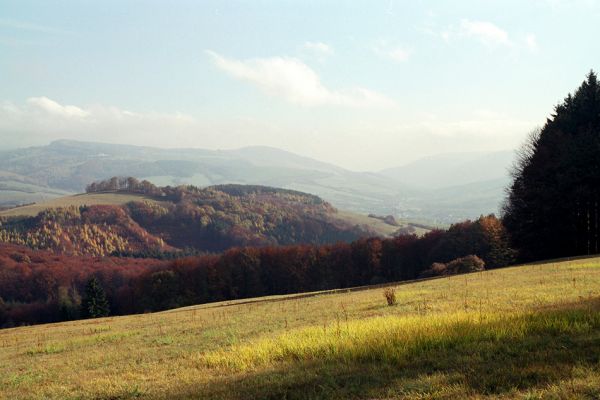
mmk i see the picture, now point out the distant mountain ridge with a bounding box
[380,150,514,189]
[0,140,516,222]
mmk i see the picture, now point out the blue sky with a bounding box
[1,0,599,170]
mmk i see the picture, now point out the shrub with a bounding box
[446,255,485,274]
[420,255,485,278]
[383,287,397,306]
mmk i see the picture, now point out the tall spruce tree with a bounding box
[81,277,110,318]
[503,71,600,261]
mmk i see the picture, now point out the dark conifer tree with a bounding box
[503,71,600,261]
[81,277,110,318]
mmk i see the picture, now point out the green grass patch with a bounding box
[25,343,67,356]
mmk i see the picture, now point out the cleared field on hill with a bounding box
[1,258,599,399]
[0,192,166,217]
[334,210,418,236]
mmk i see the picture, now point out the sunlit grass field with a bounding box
[1,258,600,399]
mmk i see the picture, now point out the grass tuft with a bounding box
[383,287,397,306]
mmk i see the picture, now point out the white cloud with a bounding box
[525,33,538,51]
[440,20,540,53]
[0,97,199,149]
[302,41,332,55]
[206,50,395,107]
[27,96,90,118]
[459,19,511,46]
[373,43,412,63]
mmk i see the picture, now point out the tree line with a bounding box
[0,215,513,327]
[504,71,600,261]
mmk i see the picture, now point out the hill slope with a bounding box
[0,185,407,256]
[0,258,598,399]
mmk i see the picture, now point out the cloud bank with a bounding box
[0,97,198,149]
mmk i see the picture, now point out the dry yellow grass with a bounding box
[1,258,599,399]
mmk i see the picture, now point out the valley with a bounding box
[0,140,513,223]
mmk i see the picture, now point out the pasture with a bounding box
[0,258,599,399]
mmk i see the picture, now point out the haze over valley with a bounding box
[0,139,514,223]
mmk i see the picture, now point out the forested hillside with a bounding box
[0,180,388,256]
[504,71,600,262]
[0,214,512,327]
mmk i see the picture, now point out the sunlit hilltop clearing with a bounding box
[0,192,165,218]
[1,257,599,399]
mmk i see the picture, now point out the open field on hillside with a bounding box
[0,179,72,208]
[333,210,428,236]
[1,258,600,399]
[0,192,166,217]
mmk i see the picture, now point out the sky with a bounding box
[1,0,599,171]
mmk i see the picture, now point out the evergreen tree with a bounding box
[81,277,110,318]
[503,71,600,261]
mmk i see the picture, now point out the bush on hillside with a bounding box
[420,255,485,278]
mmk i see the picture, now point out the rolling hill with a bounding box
[0,140,407,216]
[0,185,411,256]
[0,257,598,399]
[0,140,516,223]
[0,170,71,209]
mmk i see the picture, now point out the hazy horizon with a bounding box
[2,1,599,170]
[1,137,517,173]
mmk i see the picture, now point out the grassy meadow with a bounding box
[1,258,600,399]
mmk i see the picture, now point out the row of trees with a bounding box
[0,214,513,327]
[86,177,163,196]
